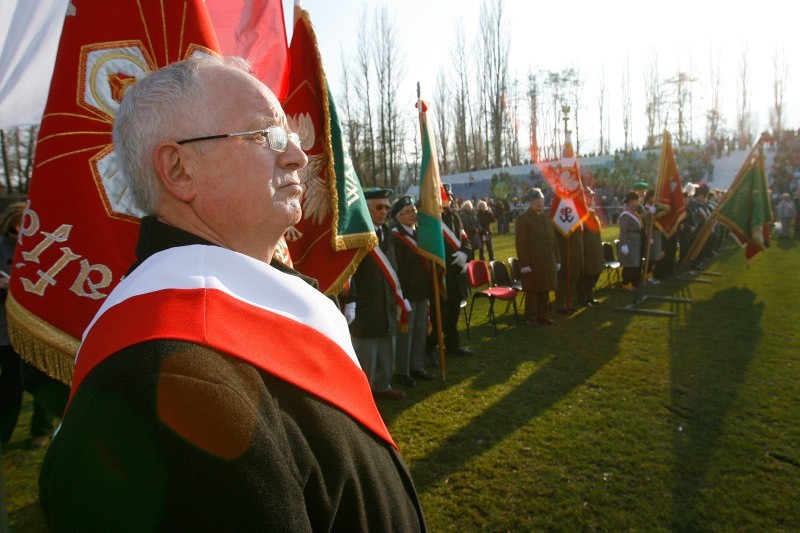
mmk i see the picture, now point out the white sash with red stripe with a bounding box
[441,220,466,250]
[73,245,395,448]
[391,227,418,252]
[368,246,411,328]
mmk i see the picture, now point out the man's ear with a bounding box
[153,143,196,202]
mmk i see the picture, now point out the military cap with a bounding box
[363,188,394,200]
[390,195,416,219]
[524,188,544,201]
[633,181,649,190]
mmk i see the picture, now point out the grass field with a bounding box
[3,228,799,530]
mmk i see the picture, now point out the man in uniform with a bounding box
[577,187,603,306]
[391,195,435,387]
[428,184,474,356]
[348,188,408,400]
[515,188,559,326]
[39,56,426,530]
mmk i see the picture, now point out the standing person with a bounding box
[391,196,435,387]
[515,189,559,327]
[577,187,603,306]
[459,200,480,259]
[476,200,496,261]
[776,192,797,238]
[642,189,663,284]
[349,188,407,401]
[39,56,426,531]
[618,191,644,291]
[554,223,583,314]
[428,185,474,357]
[0,203,58,449]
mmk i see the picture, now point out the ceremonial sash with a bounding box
[368,246,410,331]
[72,245,395,449]
[619,209,643,229]
[441,221,466,251]
[391,227,419,252]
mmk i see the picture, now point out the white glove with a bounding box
[620,244,629,256]
[556,263,561,271]
[451,251,468,273]
[344,302,356,324]
[646,205,656,214]
[520,266,532,274]
[402,298,412,312]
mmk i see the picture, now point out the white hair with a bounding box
[112,55,252,214]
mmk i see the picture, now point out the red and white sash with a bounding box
[73,245,395,449]
[368,246,411,330]
[441,220,467,251]
[391,227,418,252]
[619,208,643,229]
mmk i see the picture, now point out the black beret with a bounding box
[624,191,639,204]
[363,188,394,200]
[390,195,416,219]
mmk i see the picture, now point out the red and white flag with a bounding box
[541,133,589,237]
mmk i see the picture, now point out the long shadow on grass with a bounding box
[406,294,637,493]
[667,286,763,528]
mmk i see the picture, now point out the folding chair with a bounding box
[465,260,518,337]
[507,257,526,308]
[601,241,621,288]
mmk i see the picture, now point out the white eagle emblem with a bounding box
[287,113,331,229]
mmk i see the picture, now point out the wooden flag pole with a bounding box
[431,262,446,383]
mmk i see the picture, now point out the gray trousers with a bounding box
[395,299,428,377]
[352,335,396,392]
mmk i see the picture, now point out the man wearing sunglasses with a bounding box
[39,56,426,531]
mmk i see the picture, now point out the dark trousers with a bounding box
[428,286,463,352]
[622,266,641,287]
[0,345,60,442]
[577,274,599,303]
[524,290,550,320]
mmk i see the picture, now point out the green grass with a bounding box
[3,229,799,531]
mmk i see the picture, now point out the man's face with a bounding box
[368,198,391,226]
[531,197,544,212]
[176,66,307,257]
[395,205,417,227]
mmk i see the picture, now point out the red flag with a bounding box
[281,7,376,295]
[541,132,589,237]
[205,0,289,100]
[7,0,220,384]
[654,131,686,238]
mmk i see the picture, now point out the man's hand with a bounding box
[451,251,468,273]
[620,244,629,256]
[556,263,561,271]
[343,302,356,324]
[520,266,532,274]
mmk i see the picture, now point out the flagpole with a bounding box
[678,139,763,273]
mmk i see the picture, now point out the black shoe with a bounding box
[588,299,600,305]
[410,369,436,380]
[397,374,416,387]
[447,346,475,356]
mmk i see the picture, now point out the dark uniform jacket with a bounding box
[581,211,604,276]
[39,217,426,532]
[393,224,432,302]
[514,208,559,292]
[443,208,471,300]
[349,223,398,339]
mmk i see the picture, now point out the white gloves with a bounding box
[402,298,412,312]
[344,302,356,324]
[646,205,657,214]
[556,263,561,271]
[451,251,468,273]
[520,266,532,274]
[620,244,629,256]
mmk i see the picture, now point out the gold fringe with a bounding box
[5,292,77,385]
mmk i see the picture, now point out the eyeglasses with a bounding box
[373,204,391,211]
[176,125,301,153]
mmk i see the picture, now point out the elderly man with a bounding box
[348,188,407,401]
[39,57,426,531]
[515,188,559,326]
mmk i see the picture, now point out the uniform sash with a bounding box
[72,245,396,449]
[368,246,410,331]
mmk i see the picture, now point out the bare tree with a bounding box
[355,6,376,185]
[568,68,583,156]
[338,48,363,180]
[527,72,540,162]
[663,69,697,145]
[622,55,632,152]
[770,45,788,136]
[736,45,752,149]
[706,46,723,145]
[433,69,450,176]
[478,0,510,167]
[372,7,406,188]
[643,51,661,148]
[451,21,472,172]
[598,66,607,156]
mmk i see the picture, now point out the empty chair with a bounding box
[507,256,526,307]
[490,260,522,291]
[465,260,518,337]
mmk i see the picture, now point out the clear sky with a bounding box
[283,0,796,156]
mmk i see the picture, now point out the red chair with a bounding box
[465,260,518,337]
